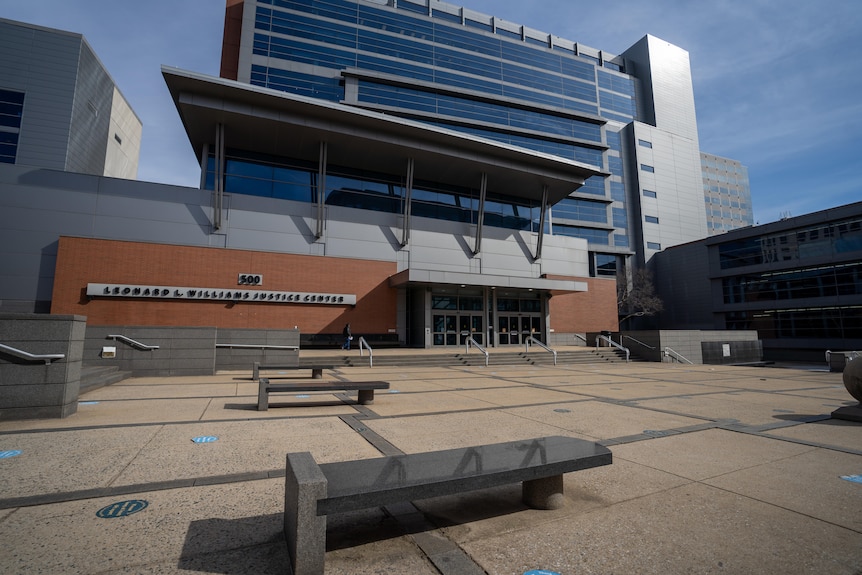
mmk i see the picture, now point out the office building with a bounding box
[653,201,862,361]
[1,1,746,349]
[0,19,141,178]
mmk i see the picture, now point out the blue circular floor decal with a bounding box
[192,436,218,443]
[295,394,310,399]
[0,450,22,459]
[96,499,149,518]
[525,570,561,575]
[79,401,99,405]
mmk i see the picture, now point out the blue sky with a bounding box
[4,0,861,224]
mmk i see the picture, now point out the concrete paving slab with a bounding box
[764,418,862,452]
[0,427,161,498]
[561,380,733,401]
[704,446,862,532]
[426,374,530,390]
[636,391,833,427]
[83,382,241,400]
[459,482,862,575]
[364,410,589,454]
[503,400,709,441]
[0,479,285,574]
[450,386,593,407]
[113,418,380,486]
[611,428,815,481]
[0,397,213,432]
[367,389,501,417]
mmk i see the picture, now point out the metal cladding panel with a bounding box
[0,20,81,170]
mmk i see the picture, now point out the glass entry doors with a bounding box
[497,315,541,345]
[432,293,484,346]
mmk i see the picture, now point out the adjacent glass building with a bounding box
[702,152,754,235]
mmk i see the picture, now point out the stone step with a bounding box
[300,348,636,369]
[80,364,132,394]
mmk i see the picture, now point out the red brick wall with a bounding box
[219,0,244,81]
[548,276,619,332]
[51,237,397,333]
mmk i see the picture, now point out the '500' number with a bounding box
[238,274,262,286]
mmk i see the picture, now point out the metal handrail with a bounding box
[622,335,656,350]
[358,336,373,367]
[663,347,693,364]
[215,344,299,350]
[0,343,65,364]
[107,335,159,351]
[464,334,489,367]
[525,336,557,365]
[574,333,587,345]
[826,350,860,362]
[596,335,630,362]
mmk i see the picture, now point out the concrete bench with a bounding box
[284,436,612,575]
[253,362,335,380]
[257,378,389,411]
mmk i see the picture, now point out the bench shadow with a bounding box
[224,399,350,411]
[178,490,532,573]
[178,514,288,574]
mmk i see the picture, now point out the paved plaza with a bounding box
[1,351,861,574]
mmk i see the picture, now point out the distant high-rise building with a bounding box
[0,18,141,179]
[701,152,754,235]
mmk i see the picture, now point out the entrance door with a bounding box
[432,314,458,346]
[459,315,484,346]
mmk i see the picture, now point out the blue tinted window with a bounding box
[613,207,627,227]
[643,189,657,198]
[608,157,623,177]
[465,18,492,32]
[251,65,343,101]
[432,9,461,23]
[600,90,635,117]
[610,181,626,202]
[641,164,655,173]
[578,176,606,196]
[614,234,629,247]
[433,22,501,57]
[496,28,521,41]
[360,3,433,39]
[0,131,19,164]
[598,70,635,96]
[554,225,610,245]
[645,215,659,224]
[647,242,662,250]
[554,198,607,223]
[395,0,427,14]
[0,87,24,150]
[605,130,621,152]
[595,254,617,276]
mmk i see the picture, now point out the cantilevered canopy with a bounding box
[161,67,605,205]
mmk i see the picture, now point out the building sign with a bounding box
[87,283,356,305]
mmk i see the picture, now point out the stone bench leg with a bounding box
[285,452,328,575]
[253,362,260,380]
[257,379,269,411]
[357,389,374,405]
[522,474,565,510]
[311,368,323,379]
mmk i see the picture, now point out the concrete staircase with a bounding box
[79,364,132,394]
[300,347,635,368]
